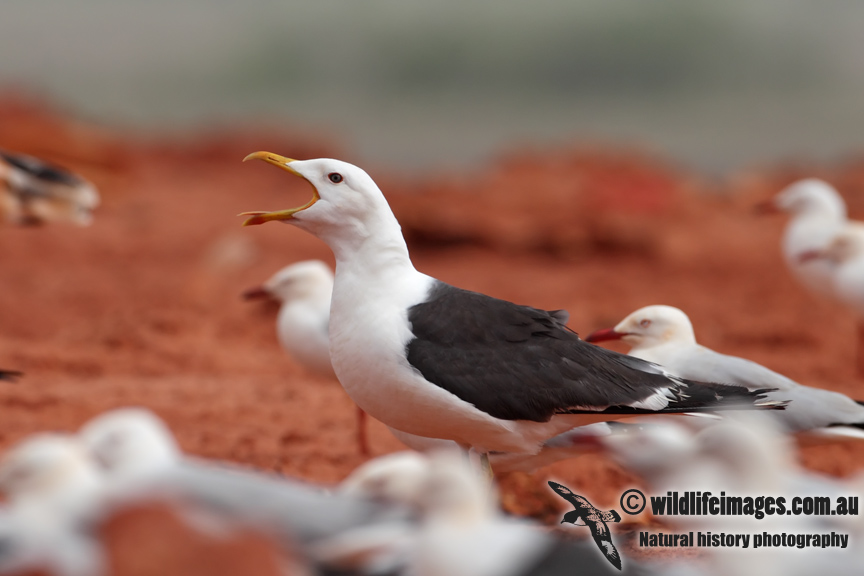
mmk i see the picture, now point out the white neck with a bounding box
[328,206,417,280]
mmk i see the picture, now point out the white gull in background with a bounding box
[338,450,654,576]
[239,153,783,466]
[756,178,849,300]
[243,260,636,472]
[78,407,412,567]
[0,150,99,226]
[757,178,847,298]
[243,261,335,377]
[0,433,106,576]
[602,415,856,576]
[242,260,371,454]
[800,225,864,376]
[587,305,864,435]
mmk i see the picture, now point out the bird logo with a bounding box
[548,481,622,570]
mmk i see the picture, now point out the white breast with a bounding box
[276,301,334,378]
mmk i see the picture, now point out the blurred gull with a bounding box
[757,179,847,298]
[604,415,859,576]
[340,450,653,576]
[0,433,106,576]
[78,408,412,564]
[0,150,99,226]
[587,305,864,435]
[800,225,864,374]
[240,154,782,473]
[243,260,371,455]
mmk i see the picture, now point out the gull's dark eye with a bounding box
[328,173,343,184]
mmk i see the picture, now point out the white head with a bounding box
[339,451,432,507]
[78,408,181,480]
[243,260,334,304]
[0,433,101,503]
[586,305,697,350]
[770,178,846,220]
[240,154,407,263]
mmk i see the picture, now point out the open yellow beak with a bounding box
[239,151,319,226]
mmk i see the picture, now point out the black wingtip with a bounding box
[609,510,621,523]
[856,399,864,408]
[828,421,864,430]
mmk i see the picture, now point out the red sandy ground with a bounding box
[2,96,864,571]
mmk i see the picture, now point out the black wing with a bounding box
[406,282,777,422]
[0,150,83,188]
[0,371,21,383]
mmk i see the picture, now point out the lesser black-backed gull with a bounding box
[239,153,783,465]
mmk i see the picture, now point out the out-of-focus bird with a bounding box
[242,260,371,455]
[339,450,652,576]
[0,433,106,576]
[78,407,412,564]
[0,150,99,226]
[799,225,864,377]
[0,370,22,382]
[756,178,847,298]
[239,153,783,470]
[586,305,864,433]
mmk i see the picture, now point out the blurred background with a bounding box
[2,0,864,173]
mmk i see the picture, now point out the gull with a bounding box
[242,260,371,454]
[0,433,106,576]
[340,450,653,575]
[78,408,412,557]
[586,305,864,434]
[756,178,847,298]
[239,153,783,468]
[0,150,99,226]
[800,225,864,374]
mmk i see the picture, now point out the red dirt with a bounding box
[2,97,864,568]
